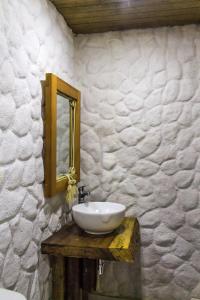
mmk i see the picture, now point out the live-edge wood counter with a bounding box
[42,217,139,262]
[41,217,139,300]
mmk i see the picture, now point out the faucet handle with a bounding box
[78,185,86,193]
[78,185,90,203]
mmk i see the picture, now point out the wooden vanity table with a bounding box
[41,217,139,300]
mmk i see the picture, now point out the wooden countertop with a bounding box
[41,217,139,262]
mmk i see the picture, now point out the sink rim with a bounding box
[72,201,126,216]
[0,288,26,300]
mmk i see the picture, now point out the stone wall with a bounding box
[75,25,200,300]
[0,0,75,299]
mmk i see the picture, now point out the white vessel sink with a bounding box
[72,202,126,235]
[0,288,26,300]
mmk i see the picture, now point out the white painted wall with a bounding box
[0,0,75,299]
[75,25,200,300]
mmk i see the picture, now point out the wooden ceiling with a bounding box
[51,0,200,34]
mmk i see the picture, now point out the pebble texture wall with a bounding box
[75,25,200,300]
[0,0,75,299]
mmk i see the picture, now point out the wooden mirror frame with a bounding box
[43,73,80,197]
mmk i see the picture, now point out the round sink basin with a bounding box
[0,288,26,300]
[72,202,126,235]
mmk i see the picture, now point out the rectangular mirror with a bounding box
[43,73,80,197]
[56,93,70,176]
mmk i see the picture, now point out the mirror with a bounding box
[43,73,80,197]
[56,93,70,176]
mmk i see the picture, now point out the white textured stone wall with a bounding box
[0,0,75,299]
[75,25,200,300]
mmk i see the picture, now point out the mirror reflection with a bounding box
[56,93,70,176]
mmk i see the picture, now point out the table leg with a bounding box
[51,255,66,300]
[82,290,88,300]
[51,257,97,300]
[82,259,97,293]
[66,257,81,300]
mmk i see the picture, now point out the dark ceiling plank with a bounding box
[65,8,200,25]
[51,0,99,5]
[51,0,200,34]
[53,0,200,9]
[70,14,200,33]
[51,0,146,7]
[51,0,157,7]
[58,1,200,17]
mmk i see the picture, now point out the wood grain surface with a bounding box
[41,217,139,262]
[50,0,200,33]
[43,73,80,197]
